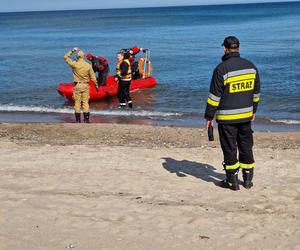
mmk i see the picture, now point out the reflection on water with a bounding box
[89,115,156,126]
[61,88,158,125]
[88,88,157,111]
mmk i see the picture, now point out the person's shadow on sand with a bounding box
[162,157,225,186]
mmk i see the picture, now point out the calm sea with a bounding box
[0,2,299,130]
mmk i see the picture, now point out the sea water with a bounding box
[0,1,299,130]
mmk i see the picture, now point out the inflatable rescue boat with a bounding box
[57,75,157,102]
[58,48,156,102]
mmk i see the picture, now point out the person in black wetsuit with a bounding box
[86,53,110,86]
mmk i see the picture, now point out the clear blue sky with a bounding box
[0,0,298,12]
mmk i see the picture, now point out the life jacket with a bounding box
[116,59,132,80]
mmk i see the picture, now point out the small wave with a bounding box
[0,104,182,118]
[270,119,300,125]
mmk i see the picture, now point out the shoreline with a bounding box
[0,111,300,132]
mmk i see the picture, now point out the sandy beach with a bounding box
[0,123,299,250]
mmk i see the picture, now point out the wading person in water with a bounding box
[64,47,98,123]
[114,52,133,109]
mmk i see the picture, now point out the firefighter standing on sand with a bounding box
[205,36,261,191]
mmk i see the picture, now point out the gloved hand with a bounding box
[72,47,79,52]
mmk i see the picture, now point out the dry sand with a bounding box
[0,123,299,250]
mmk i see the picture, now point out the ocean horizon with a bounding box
[2,1,299,13]
[0,1,299,130]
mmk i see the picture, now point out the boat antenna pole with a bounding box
[143,49,150,78]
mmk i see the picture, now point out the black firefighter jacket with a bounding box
[205,52,260,124]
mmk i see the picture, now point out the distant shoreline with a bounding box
[1,1,299,14]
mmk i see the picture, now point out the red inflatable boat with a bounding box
[57,75,157,102]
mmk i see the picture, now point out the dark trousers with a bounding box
[218,122,254,166]
[117,80,131,104]
[97,67,109,86]
[131,62,140,80]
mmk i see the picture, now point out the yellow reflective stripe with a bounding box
[240,162,255,169]
[224,73,256,85]
[207,98,219,107]
[216,112,253,121]
[225,162,240,170]
[253,97,260,102]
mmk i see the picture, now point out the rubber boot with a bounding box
[119,103,126,109]
[75,113,81,123]
[128,101,133,109]
[83,112,90,123]
[220,168,240,191]
[242,168,254,189]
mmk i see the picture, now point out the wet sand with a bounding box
[0,123,299,250]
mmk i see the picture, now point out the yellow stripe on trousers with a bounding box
[225,162,240,170]
[240,162,255,169]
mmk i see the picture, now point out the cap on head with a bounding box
[86,53,93,61]
[222,36,240,49]
[77,50,85,58]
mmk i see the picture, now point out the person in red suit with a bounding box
[86,53,110,86]
[126,46,144,79]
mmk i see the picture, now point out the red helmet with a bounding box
[86,53,93,61]
[131,46,140,54]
